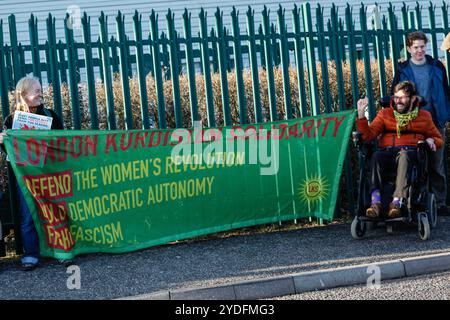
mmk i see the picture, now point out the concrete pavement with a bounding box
[121,252,450,300]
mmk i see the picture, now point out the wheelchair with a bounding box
[350,131,437,241]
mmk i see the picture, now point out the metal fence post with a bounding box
[372,5,387,99]
[301,2,320,116]
[258,25,266,70]
[160,32,170,80]
[81,13,99,130]
[0,21,10,119]
[57,41,68,84]
[166,9,183,128]
[65,14,82,129]
[277,5,292,119]
[215,8,232,126]
[133,10,151,129]
[387,3,399,78]
[210,28,219,74]
[345,4,359,110]
[330,4,346,111]
[8,15,22,86]
[116,11,134,130]
[401,3,410,60]
[428,3,438,59]
[150,10,167,129]
[96,39,105,83]
[360,4,375,121]
[317,5,332,114]
[231,7,248,124]
[46,14,63,123]
[292,5,308,118]
[182,9,199,125]
[414,2,423,30]
[246,7,263,123]
[199,8,215,127]
[99,12,117,130]
[28,14,42,83]
[110,36,119,75]
[262,6,277,121]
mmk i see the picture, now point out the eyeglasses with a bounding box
[393,95,410,101]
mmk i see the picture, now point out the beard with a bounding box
[394,102,411,114]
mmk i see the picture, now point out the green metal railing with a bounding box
[2,2,450,126]
[1,2,450,254]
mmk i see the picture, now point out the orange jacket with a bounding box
[355,105,443,149]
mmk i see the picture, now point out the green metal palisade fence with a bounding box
[1,2,450,255]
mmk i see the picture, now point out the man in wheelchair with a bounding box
[356,81,443,219]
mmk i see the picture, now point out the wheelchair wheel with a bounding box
[418,213,430,240]
[351,216,366,239]
[427,193,437,229]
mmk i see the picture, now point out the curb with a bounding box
[117,251,450,300]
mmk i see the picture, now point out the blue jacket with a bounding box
[391,55,450,128]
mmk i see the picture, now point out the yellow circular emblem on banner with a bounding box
[299,175,329,206]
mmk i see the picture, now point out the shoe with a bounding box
[21,262,38,271]
[366,203,382,218]
[58,259,75,267]
[388,202,401,218]
[438,206,449,216]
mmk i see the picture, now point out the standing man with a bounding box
[391,31,450,216]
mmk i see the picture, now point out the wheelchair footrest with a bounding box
[357,216,379,222]
[358,216,409,223]
[385,217,408,223]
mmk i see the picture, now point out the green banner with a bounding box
[4,110,356,259]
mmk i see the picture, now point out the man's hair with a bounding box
[394,81,417,96]
[406,31,428,47]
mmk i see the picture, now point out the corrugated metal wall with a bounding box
[0,0,438,44]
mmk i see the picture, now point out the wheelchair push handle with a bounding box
[352,131,362,148]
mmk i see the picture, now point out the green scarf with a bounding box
[393,107,419,138]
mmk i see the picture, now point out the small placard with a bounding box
[12,111,52,130]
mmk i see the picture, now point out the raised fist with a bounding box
[357,97,369,119]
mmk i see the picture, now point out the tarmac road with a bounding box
[1,216,450,300]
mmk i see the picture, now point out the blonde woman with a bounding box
[0,76,63,271]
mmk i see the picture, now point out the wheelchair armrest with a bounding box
[417,140,430,158]
[417,140,429,151]
[416,140,430,179]
[417,140,431,163]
